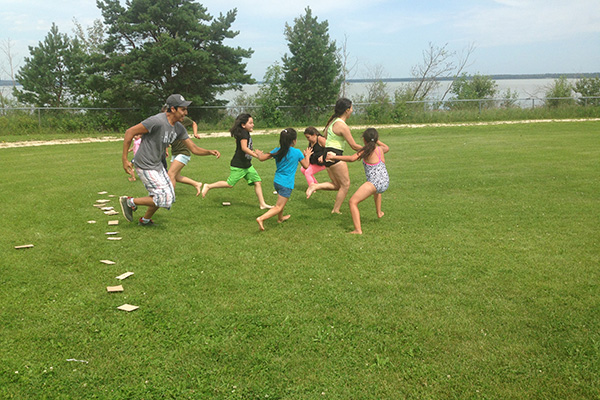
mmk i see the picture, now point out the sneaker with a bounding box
[119,196,136,222]
[138,217,155,226]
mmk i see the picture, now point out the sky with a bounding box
[0,0,599,81]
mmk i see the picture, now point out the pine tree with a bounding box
[282,7,342,118]
[93,0,254,116]
[14,24,83,107]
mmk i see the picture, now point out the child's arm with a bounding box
[378,140,389,154]
[326,150,361,163]
[299,147,313,169]
[256,149,272,161]
[192,121,201,139]
[240,139,260,159]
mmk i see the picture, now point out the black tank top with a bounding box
[309,135,325,165]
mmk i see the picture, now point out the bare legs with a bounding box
[132,196,160,220]
[348,182,380,234]
[202,180,272,209]
[253,182,272,209]
[306,161,350,214]
[168,160,202,196]
[256,195,290,231]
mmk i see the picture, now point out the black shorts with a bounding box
[323,147,343,167]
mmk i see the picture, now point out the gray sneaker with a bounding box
[119,196,136,222]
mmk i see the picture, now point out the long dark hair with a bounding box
[272,128,297,162]
[230,113,252,139]
[323,98,352,136]
[358,128,379,160]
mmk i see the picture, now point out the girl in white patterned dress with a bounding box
[326,128,389,234]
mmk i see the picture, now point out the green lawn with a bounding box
[1,121,598,399]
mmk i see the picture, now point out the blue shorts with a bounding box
[171,154,191,165]
[274,182,292,198]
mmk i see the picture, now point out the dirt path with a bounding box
[1,118,598,149]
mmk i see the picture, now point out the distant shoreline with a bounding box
[346,73,600,83]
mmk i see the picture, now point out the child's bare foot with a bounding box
[260,204,273,210]
[278,215,291,223]
[201,184,209,198]
[349,230,362,234]
[128,176,136,182]
[256,218,265,231]
[306,184,316,199]
[331,209,342,215]
[378,211,385,218]
[194,182,203,196]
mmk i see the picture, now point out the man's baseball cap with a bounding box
[166,94,192,108]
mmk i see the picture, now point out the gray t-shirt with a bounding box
[134,112,189,170]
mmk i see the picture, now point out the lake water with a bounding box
[219,78,574,105]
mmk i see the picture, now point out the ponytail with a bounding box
[323,98,352,136]
[272,128,297,162]
[358,128,379,160]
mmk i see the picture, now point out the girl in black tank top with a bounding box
[301,126,327,185]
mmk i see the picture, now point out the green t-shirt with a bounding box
[171,117,195,157]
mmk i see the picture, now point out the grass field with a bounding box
[1,121,598,399]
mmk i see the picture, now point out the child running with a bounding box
[201,113,272,209]
[256,128,312,231]
[300,126,327,186]
[326,128,389,234]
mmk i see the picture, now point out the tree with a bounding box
[254,63,286,126]
[449,73,498,110]
[406,42,475,102]
[338,34,358,98]
[545,76,574,108]
[0,38,19,107]
[282,7,342,118]
[13,24,84,107]
[574,76,600,106]
[93,0,254,117]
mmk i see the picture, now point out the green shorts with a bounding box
[227,165,262,186]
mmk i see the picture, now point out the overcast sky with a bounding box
[1,0,599,81]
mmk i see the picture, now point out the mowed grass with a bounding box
[0,121,598,399]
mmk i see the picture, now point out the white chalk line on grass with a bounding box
[1,118,598,149]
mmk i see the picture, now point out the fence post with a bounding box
[37,108,41,129]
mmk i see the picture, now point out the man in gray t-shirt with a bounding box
[119,94,220,225]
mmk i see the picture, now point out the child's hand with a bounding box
[304,147,313,157]
[325,151,337,161]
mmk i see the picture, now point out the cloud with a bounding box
[201,0,389,19]
[454,0,600,47]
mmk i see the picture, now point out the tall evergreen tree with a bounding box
[282,7,341,117]
[13,24,84,107]
[93,0,254,115]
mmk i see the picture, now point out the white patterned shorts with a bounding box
[136,167,175,209]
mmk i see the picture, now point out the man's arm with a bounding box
[122,123,148,174]
[183,138,220,158]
